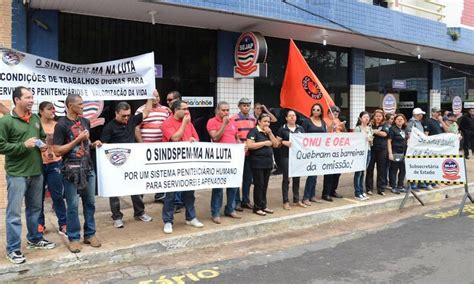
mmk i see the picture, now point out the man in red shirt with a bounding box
[207,101,243,224]
[160,100,203,234]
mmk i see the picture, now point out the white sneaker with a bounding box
[362,193,369,200]
[113,219,124,228]
[135,213,153,222]
[355,196,364,201]
[163,222,173,234]
[185,218,204,228]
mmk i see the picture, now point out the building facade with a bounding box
[0,0,473,207]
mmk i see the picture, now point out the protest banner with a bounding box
[0,48,155,100]
[406,128,459,156]
[405,155,466,184]
[96,142,245,197]
[288,132,368,177]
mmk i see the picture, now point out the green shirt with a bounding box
[448,122,459,134]
[0,111,45,177]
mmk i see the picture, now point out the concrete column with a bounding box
[429,63,441,116]
[349,48,366,130]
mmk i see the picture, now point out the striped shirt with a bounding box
[135,104,171,143]
[231,112,256,142]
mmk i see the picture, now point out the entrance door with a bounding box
[398,90,417,119]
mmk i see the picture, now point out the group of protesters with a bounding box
[0,85,470,264]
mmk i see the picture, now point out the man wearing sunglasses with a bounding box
[101,96,155,229]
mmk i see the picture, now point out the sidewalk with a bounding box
[0,159,472,281]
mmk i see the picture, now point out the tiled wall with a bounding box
[350,85,366,130]
[161,0,474,55]
[216,77,254,115]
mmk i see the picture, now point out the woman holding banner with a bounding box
[353,111,373,201]
[387,114,408,194]
[277,110,306,210]
[246,114,280,216]
[366,109,390,196]
[301,103,327,206]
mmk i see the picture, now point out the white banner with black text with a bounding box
[97,142,245,197]
[289,133,368,177]
[0,48,155,100]
[406,128,460,156]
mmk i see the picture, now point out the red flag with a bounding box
[280,39,335,118]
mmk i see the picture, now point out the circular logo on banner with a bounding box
[0,48,25,66]
[383,94,397,114]
[452,96,462,115]
[442,159,460,180]
[234,32,267,77]
[105,148,131,167]
[302,76,322,99]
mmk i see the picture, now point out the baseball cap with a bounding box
[412,108,426,115]
[330,105,341,113]
[238,98,252,105]
[431,107,442,113]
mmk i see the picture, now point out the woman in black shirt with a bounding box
[388,114,408,194]
[301,103,327,206]
[277,110,306,210]
[247,114,280,216]
[366,109,390,196]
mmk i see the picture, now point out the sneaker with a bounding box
[6,251,25,264]
[366,191,373,195]
[283,203,291,210]
[391,188,400,194]
[37,224,45,234]
[135,213,153,222]
[355,195,364,201]
[425,185,433,190]
[113,219,124,228]
[398,187,407,193]
[27,239,55,250]
[68,240,81,253]
[84,236,101,248]
[185,218,204,228]
[163,222,173,234]
[58,225,67,237]
[362,193,369,199]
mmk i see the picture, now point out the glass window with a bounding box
[440,63,474,110]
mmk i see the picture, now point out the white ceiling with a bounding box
[30,0,474,65]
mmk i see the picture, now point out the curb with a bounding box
[0,184,467,281]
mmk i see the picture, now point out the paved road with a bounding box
[131,205,473,284]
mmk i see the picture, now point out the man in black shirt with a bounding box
[460,108,474,159]
[53,94,103,253]
[423,107,445,136]
[101,100,154,228]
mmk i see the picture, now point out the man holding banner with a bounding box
[101,100,154,229]
[161,100,204,234]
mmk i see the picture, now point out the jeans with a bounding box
[64,171,97,241]
[6,175,44,253]
[109,195,145,220]
[162,191,196,224]
[39,161,67,227]
[389,160,406,188]
[236,156,252,205]
[174,192,184,206]
[322,174,341,197]
[281,157,300,203]
[303,176,317,201]
[210,187,238,217]
[366,147,388,193]
[252,168,271,211]
[354,150,371,197]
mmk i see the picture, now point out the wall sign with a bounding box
[452,96,462,115]
[392,79,407,89]
[183,96,214,108]
[382,93,397,114]
[233,32,268,78]
[399,101,414,108]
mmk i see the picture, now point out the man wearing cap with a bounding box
[423,107,446,136]
[460,108,474,159]
[231,98,256,211]
[406,108,430,191]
